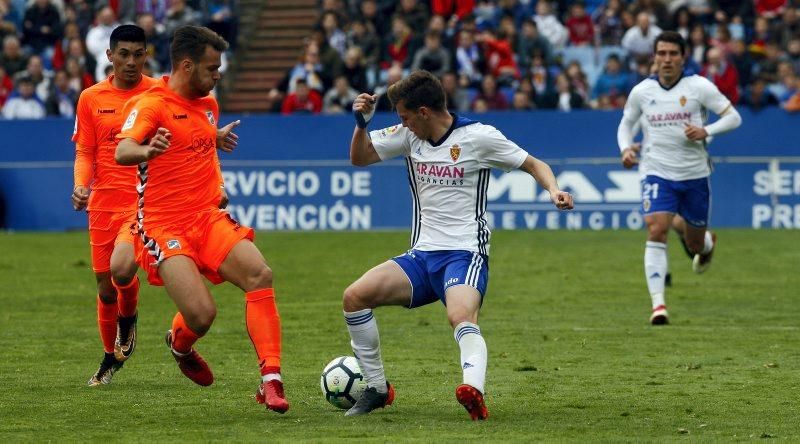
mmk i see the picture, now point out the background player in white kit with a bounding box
[617,31,742,325]
[343,70,573,420]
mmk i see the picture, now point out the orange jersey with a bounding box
[117,76,222,228]
[72,75,161,212]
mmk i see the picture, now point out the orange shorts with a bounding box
[138,209,255,286]
[88,210,138,273]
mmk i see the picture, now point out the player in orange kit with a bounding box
[72,25,160,386]
[115,25,289,413]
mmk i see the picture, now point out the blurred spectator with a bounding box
[534,0,567,49]
[395,0,429,33]
[322,75,358,113]
[471,74,509,110]
[517,18,552,71]
[347,19,380,70]
[22,0,62,57]
[710,24,734,57]
[165,0,202,38]
[477,28,518,83]
[683,0,714,24]
[743,76,778,110]
[269,41,328,111]
[441,71,468,112]
[565,61,590,102]
[473,0,499,30]
[553,72,585,111]
[770,61,798,102]
[629,0,669,29]
[755,42,782,84]
[374,63,402,111]
[511,90,532,110]
[592,54,628,107]
[0,0,20,40]
[455,28,484,86]
[750,16,771,51]
[0,65,11,107]
[566,2,594,46]
[785,38,800,74]
[382,15,416,69]
[64,55,93,92]
[342,46,367,92]
[14,54,50,101]
[411,30,451,77]
[622,12,662,62]
[320,10,346,57]
[358,0,388,36]
[701,47,740,104]
[628,55,652,89]
[51,21,80,70]
[0,34,28,75]
[2,76,45,118]
[755,0,787,19]
[281,78,322,115]
[310,28,343,80]
[688,23,708,67]
[729,38,754,89]
[204,0,237,49]
[783,89,800,111]
[137,0,170,23]
[69,0,93,37]
[471,96,488,112]
[670,6,692,40]
[85,6,118,81]
[137,13,169,74]
[529,50,553,103]
[431,0,475,20]
[498,0,534,29]
[775,6,800,48]
[593,0,625,45]
[44,68,76,116]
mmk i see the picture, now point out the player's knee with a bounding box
[110,263,138,286]
[342,283,372,311]
[187,306,217,334]
[447,309,477,328]
[646,224,669,242]
[244,264,273,291]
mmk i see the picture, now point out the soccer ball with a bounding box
[320,356,367,409]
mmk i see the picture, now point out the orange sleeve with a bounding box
[785,93,800,112]
[117,95,161,143]
[71,89,96,146]
[74,143,95,188]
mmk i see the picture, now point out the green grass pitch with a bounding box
[0,229,798,441]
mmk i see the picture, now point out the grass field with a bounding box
[0,229,798,441]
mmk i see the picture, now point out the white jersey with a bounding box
[370,116,528,255]
[622,74,731,181]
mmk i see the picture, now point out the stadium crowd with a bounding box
[2,0,800,118]
[272,0,800,114]
[0,0,236,119]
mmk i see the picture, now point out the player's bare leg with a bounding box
[218,239,289,413]
[341,261,408,416]
[645,213,671,325]
[446,286,488,421]
[110,242,139,362]
[160,256,216,386]
[88,271,124,386]
[682,222,716,274]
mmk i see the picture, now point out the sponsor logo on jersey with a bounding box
[386,125,399,134]
[416,163,465,178]
[205,110,215,125]
[173,113,188,120]
[450,144,461,162]
[679,96,687,106]
[643,198,651,211]
[166,239,181,250]
[97,108,116,114]
[121,109,137,131]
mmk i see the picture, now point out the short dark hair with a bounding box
[170,25,228,64]
[110,25,146,50]
[387,70,446,112]
[654,31,686,55]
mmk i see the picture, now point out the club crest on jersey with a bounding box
[166,239,181,250]
[450,144,461,162]
[205,110,215,125]
[679,96,687,107]
[122,109,137,131]
[643,198,651,212]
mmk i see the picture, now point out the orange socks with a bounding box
[97,296,117,354]
[113,276,139,318]
[171,312,202,354]
[245,288,282,375]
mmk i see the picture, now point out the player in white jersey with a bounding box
[617,31,742,325]
[342,70,573,420]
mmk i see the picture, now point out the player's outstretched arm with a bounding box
[519,155,574,210]
[217,119,240,153]
[350,93,382,167]
[115,128,172,165]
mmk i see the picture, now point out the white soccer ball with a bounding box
[320,356,367,409]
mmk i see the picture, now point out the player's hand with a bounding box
[146,127,171,159]
[353,93,377,129]
[621,147,639,169]
[218,187,229,209]
[684,123,708,141]
[550,190,574,210]
[217,120,240,153]
[71,185,89,211]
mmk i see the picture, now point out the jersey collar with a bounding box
[427,113,478,147]
[650,71,687,91]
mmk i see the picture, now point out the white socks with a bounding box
[645,241,668,308]
[262,373,281,383]
[454,322,487,394]
[344,309,387,393]
[701,231,714,254]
